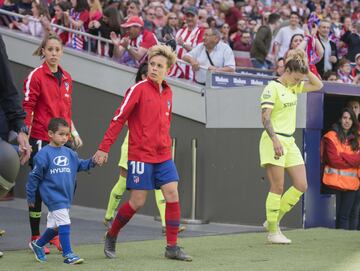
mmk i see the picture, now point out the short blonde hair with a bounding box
[148,44,177,68]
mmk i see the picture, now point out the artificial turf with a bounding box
[1,228,359,271]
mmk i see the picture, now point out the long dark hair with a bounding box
[103,6,121,32]
[74,0,89,13]
[135,62,148,83]
[332,107,359,151]
[289,33,304,50]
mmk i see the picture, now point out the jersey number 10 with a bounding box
[130,161,145,175]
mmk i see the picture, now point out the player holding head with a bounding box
[260,49,323,243]
[94,44,192,261]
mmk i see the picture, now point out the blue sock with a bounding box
[58,224,72,256]
[36,228,58,247]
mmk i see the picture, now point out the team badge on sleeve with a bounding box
[65,82,69,92]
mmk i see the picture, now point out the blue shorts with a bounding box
[126,159,179,190]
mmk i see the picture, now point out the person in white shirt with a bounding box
[182,28,235,85]
[273,11,304,59]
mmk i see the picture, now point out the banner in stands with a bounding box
[235,68,274,77]
[211,73,273,88]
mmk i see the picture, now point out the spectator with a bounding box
[274,57,285,76]
[322,108,360,230]
[110,15,157,67]
[88,0,102,21]
[65,0,90,50]
[206,16,216,29]
[230,19,247,44]
[341,21,360,62]
[233,30,251,51]
[125,0,141,19]
[88,6,121,57]
[161,12,178,42]
[323,71,341,82]
[250,13,280,69]
[17,0,32,15]
[220,23,231,45]
[316,19,338,78]
[143,7,156,33]
[337,58,353,84]
[50,1,72,45]
[0,0,19,28]
[169,6,204,79]
[219,1,242,34]
[13,0,50,38]
[273,11,304,59]
[351,53,360,78]
[287,32,323,78]
[198,8,208,27]
[182,28,235,85]
[153,4,166,28]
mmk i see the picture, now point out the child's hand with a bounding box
[28,202,35,208]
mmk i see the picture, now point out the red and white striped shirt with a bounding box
[168,26,204,80]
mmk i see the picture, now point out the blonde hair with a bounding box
[148,44,177,68]
[285,48,308,74]
[33,32,62,57]
[89,0,102,14]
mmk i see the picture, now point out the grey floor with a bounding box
[0,198,264,251]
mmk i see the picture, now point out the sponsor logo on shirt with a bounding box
[283,101,297,108]
[50,156,71,174]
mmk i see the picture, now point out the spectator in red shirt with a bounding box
[219,1,242,35]
[110,16,158,67]
[233,31,252,52]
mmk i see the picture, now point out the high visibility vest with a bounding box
[322,131,360,191]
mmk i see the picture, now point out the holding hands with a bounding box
[93,150,108,166]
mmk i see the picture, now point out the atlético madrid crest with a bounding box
[65,82,69,92]
[167,100,171,110]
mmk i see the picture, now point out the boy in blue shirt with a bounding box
[26,118,95,264]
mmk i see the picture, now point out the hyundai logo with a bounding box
[53,156,69,167]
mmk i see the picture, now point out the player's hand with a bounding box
[73,135,83,149]
[93,150,108,166]
[17,132,32,165]
[272,136,284,159]
[329,56,337,64]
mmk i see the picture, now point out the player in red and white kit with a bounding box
[93,44,192,262]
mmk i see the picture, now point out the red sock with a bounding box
[165,201,180,246]
[108,201,136,237]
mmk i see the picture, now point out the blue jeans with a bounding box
[336,190,357,230]
[251,58,272,70]
[349,189,360,230]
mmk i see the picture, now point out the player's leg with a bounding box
[156,160,192,261]
[104,167,127,227]
[105,134,129,226]
[104,160,152,259]
[280,164,307,223]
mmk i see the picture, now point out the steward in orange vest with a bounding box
[322,131,360,191]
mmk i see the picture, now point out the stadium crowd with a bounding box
[0,0,360,84]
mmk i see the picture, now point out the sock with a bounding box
[108,201,136,237]
[278,186,303,223]
[155,189,166,227]
[165,201,180,246]
[58,224,72,256]
[266,192,281,233]
[105,175,127,220]
[36,228,58,247]
[29,211,41,237]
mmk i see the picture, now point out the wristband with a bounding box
[71,130,79,137]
